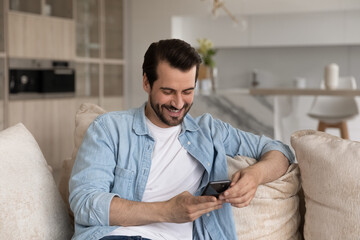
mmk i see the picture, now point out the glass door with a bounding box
[9,0,41,14]
[0,58,3,130]
[102,0,124,110]
[0,0,4,130]
[76,0,124,109]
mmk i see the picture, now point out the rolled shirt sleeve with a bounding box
[69,119,120,226]
[215,118,295,163]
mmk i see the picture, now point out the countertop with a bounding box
[215,88,360,96]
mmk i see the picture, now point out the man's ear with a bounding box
[143,73,151,94]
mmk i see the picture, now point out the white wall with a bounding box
[126,0,360,142]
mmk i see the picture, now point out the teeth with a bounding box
[169,109,180,113]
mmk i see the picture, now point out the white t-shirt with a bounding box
[107,118,204,240]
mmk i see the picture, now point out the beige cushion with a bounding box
[227,155,301,240]
[291,130,360,240]
[0,123,73,239]
[71,103,107,162]
[58,103,106,222]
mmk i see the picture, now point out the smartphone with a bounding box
[201,180,231,198]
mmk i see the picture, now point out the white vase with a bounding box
[198,65,217,94]
[324,63,339,90]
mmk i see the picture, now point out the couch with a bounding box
[0,103,359,240]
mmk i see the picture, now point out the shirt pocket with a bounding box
[112,166,135,199]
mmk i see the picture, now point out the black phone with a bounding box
[201,180,231,197]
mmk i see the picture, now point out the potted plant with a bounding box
[197,38,217,93]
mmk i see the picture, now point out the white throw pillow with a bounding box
[0,123,73,240]
[227,155,301,240]
[291,130,360,240]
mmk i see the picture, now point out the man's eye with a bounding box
[163,90,172,95]
[183,90,193,95]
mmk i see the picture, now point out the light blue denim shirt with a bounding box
[69,103,295,240]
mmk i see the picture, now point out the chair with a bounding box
[307,76,359,139]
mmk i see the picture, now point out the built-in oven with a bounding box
[9,59,75,94]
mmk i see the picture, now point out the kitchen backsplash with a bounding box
[215,45,360,90]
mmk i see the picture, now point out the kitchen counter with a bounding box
[215,88,360,96]
[250,88,360,96]
[199,87,360,146]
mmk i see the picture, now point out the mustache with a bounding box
[162,104,189,111]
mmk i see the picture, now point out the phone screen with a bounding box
[201,180,231,197]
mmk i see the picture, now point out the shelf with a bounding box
[250,88,360,96]
[9,92,75,101]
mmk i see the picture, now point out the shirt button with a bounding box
[206,213,210,217]
[187,141,191,145]
[207,162,210,166]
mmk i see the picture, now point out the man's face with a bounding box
[143,61,196,128]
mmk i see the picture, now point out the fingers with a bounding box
[174,193,225,222]
[218,169,259,208]
[194,195,218,203]
[230,171,241,187]
[192,195,225,211]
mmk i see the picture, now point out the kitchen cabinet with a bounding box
[249,10,360,47]
[76,0,124,107]
[104,64,123,96]
[1,0,126,176]
[104,0,123,59]
[44,0,73,19]
[175,10,360,48]
[8,0,74,60]
[0,58,4,130]
[75,62,100,97]
[10,0,72,19]
[8,12,75,60]
[9,0,41,14]
[0,0,4,130]
[0,0,4,52]
[76,0,100,58]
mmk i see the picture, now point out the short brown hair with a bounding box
[142,39,201,88]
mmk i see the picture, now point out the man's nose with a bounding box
[171,94,184,109]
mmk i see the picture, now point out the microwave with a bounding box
[10,68,75,94]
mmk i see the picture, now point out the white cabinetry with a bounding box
[174,10,360,48]
[250,10,360,47]
[250,12,344,46]
[8,12,75,60]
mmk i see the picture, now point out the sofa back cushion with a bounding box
[227,155,301,240]
[291,130,360,240]
[0,123,73,239]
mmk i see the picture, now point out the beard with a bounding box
[149,95,192,127]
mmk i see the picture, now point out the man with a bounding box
[69,39,294,240]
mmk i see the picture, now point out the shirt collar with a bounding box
[132,102,199,136]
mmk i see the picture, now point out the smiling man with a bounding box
[144,60,195,128]
[69,39,295,240]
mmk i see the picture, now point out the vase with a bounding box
[197,64,217,95]
[324,63,339,90]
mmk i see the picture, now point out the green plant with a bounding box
[197,38,216,68]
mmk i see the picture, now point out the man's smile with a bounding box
[164,106,184,117]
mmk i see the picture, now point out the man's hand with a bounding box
[219,166,261,208]
[164,191,224,223]
[219,150,290,208]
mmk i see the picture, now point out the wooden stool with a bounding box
[317,121,349,139]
